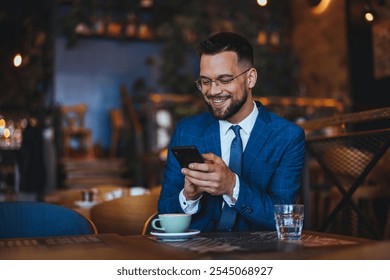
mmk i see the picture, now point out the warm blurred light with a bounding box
[0,119,5,129]
[13,53,22,67]
[363,5,377,22]
[311,0,331,14]
[20,118,28,129]
[257,0,267,7]
[159,148,168,161]
[257,30,267,45]
[3,128,11,139]
[270,32,280,46]
[140,0,153,8]
[365,12,375,22]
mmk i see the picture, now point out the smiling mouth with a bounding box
[208,95,230,105]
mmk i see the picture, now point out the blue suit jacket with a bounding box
[158,102,305,232]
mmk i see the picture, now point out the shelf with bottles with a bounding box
[58,0,156,43]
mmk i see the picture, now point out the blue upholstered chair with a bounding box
[0,201,97,239]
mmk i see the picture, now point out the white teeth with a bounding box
[211,97,228,103]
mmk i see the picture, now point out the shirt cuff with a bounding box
[223,173,240,206]
[179,189,202,214]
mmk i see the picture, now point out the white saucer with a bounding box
[74,200,98,208]
[151,229,200,241]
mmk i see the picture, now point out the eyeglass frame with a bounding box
[195,68,252,93]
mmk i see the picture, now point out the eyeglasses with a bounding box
[195,68,251,93]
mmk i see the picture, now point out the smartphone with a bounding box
[171,146,204,168]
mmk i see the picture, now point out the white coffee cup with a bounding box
[151,213,191,233]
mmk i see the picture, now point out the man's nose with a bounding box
[209,80,222,95]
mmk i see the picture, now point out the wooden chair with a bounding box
[109,108,125,158]
[60,103,94,158]
[142,211,158,235]
[149,185,162,196]
[0,201,97,238]
[90,194,159,235]
[44,188,83,208]
[120,85,146,185]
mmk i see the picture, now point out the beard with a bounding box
[205,88,248,120]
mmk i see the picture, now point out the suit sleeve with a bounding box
[157,123,188,214]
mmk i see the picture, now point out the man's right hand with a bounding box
[183,175,203,200]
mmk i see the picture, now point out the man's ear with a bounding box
[247,68,257,89]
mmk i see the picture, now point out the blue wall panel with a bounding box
[54,37,162,149]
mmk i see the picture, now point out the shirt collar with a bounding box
[219,102,259,136]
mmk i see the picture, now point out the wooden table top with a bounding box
[0,230,386,260]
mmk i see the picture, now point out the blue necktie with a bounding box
[217,125,242,231]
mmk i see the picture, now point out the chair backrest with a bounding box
[149,185,162,196]
[302,107,390,194]
[301,107,390,239]
[44,188,83,207]
[90,194,159,235]
[60,103,88,130]
[142,211,158,235]
[60,103,94,158]
[0,202,97,239]
[109,108,125,158]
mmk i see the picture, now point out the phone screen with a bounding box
[171,146,204,168]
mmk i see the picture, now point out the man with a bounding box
[158,32,305,232]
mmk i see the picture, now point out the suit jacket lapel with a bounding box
[242,104,273,174]
[203,120,221,157]
[201,103,273,174]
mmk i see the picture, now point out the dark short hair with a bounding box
[198,32,254,67]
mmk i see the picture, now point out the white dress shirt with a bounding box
[179,102,259,214]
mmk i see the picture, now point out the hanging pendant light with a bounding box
[257,0,268,7]
[13,52,23,67]
[362,4,377,23]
